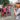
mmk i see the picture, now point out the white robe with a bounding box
[16,8,20,15]
[16,8,20,20]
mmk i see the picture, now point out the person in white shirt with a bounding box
[14,3,20,20]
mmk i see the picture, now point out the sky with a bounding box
[9,0,18,3]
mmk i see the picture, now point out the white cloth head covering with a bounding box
[0,5,3,8]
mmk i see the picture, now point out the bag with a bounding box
[17,13,20,16]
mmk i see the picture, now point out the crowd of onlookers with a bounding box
[0,5,11,17]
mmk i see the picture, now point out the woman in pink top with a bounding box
[3,7,6,14]
[2,6,7,17]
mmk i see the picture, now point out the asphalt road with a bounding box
[0,14,16,20]
[0,15,16,20]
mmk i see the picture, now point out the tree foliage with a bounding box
[0,0,9,6]
[3,0,9,6]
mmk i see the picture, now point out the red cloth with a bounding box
[2,12,4,16]
[3,8,6,12]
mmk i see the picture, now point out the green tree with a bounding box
[3,0,9,6]
[0,0,3,4]
[0,0,9,6]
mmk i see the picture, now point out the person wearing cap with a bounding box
[14,3,20,20]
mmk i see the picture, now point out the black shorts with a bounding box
[0,8,2,12]
[4,12,6,14]
[7,12,9,14]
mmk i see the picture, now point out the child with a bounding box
[2,6,7,17]
[7,5,11,16]
[14,3,20,20]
